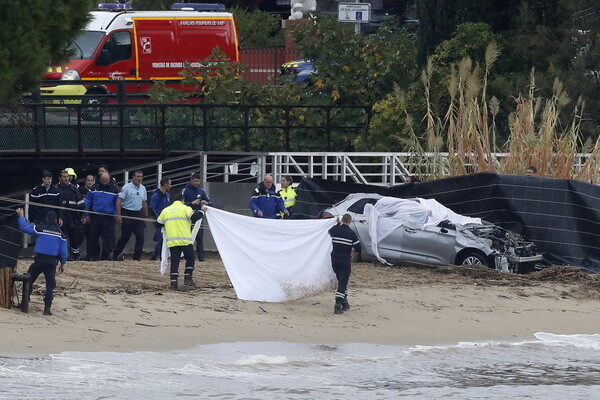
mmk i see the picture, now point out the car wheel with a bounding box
[458,251,490,268]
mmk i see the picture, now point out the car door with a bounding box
[350,216,376,258]
[383,221,457,266]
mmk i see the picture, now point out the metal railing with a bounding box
[1,101,371,155]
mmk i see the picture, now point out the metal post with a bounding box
[200,152,207,184]
[355,0,361,35]
[284,107,291,151]
[157,163,163,189]
[244,107,250,152]
[23,193,29,249]
[160,105,166,153]
[326,107,332,151]
[203,106,209,151]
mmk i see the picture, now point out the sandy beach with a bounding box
[2,254,600,356]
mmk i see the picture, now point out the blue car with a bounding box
[280,60,315,83]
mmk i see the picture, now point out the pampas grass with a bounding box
[417,43,599,183]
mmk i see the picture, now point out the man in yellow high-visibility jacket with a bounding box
[278,175,297,218]
[157,192,205,290]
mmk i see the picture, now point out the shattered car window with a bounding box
[347,198,378,214]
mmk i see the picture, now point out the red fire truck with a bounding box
[41,3,239,115]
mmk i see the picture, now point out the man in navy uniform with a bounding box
[30,170,61,225]
[182,172,212,261]
[328,213,361,314]
[16,208,67,316]
[83,173,119,261]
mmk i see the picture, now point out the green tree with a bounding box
[290,14,418,105]
[0,0,95,101]
[230,7,284,48]
[432,22,499,66]
[415,0,521,64]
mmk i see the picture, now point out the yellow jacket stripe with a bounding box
[156,201,195,247]
[279,186,297,208]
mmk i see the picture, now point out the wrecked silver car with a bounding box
[323,194,542,273]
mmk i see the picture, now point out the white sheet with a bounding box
[204,207,338,302]
[364,197,482,264]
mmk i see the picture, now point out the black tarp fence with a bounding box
[0,213,21,269]
[294,173,600,266]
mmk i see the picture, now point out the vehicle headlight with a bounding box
[61,69,80,80]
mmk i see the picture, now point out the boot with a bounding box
[43,304,52,316]
[71,248,81,261]
[342,298,350,311]
[169,279,178,291]
[184,274,196,287]
[334,298,344,314]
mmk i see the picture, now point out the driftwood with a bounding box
[0,268,11,309]
[0,271,31,312]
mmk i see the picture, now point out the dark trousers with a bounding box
[194,222,205,261]
[152,222,163,258]
[80,221,91,253]
[169,244,195,280]
[28,257,57,306]
[62,221,82,253]
[88,214,116,260]
[113,209,145,260]
[331,256,351,299]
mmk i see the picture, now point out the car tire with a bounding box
[457,251,490,268]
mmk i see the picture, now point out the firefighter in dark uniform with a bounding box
[56,170,84,260]
[16,208,67,316]
[328,213,361,314]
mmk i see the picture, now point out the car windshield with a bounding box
[69,31,104,60]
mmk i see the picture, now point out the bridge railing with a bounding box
[0,101,371,155]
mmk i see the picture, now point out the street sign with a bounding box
[338,3,371,23]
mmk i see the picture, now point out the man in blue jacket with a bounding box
[249,174,288,219]
[82,173,119,261]
[16,207,67,316]
[149,177,172,260]
[182,172,212,261]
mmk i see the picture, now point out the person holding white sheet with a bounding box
[157,192,205,290]
[328,213,360,314]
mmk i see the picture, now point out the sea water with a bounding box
[1,333,600,400]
